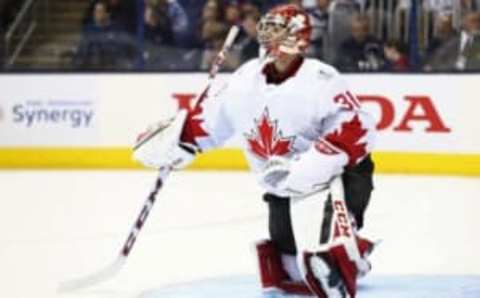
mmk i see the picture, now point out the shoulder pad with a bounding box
[234,58,261,76]
[305,58,339,81]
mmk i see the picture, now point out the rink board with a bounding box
[141,275,480,298]
[0,147,479,175]
[1,73,480,175]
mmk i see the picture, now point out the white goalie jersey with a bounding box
[181,58,376,197]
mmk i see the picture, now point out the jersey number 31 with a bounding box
[334,91,361,111]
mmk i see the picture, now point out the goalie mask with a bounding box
[257,4,312,59]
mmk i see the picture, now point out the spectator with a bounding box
[142,0,200,72]
[83,0,121,34]
[177,0,208,47]
[200,22,240,70]
[201,0,225,23]
[326,0,361,63]
[383,40,409,71]
[263,0,286,10]
[462,0,480,11]
[144,2,174,46]
[454,1,480,27]
[107,0,137,33]
[237,12,260,62]
[241,1,262,19]
[288,0,303,7]
[83,0,135,33]
[424,0,479,28]
[225,1,243,25]
[335,14,384,71]
[426,11,480,70]
[425,14,457,58]
[456,11,480,69]
[306,0,331,59]
[424,0,455,15]
[74,0,138,70]
[332,0,363,10]
[201,19,227,47]
[302,0,317,9]
[147,0,189,46]
[197,0,226,47]
[167,0,190,45]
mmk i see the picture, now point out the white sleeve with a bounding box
[180,61,253,151]
[317,77,376,167]
[279,75,376,195]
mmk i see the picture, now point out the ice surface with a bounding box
[0,171,479,298]
[141,275,480,298]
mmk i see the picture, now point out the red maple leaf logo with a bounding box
[245,109,295,160]
[325,115,368,167]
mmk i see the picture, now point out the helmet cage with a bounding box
[256,5,312,58]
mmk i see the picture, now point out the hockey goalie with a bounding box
[134,4,376,298]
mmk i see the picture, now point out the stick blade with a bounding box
[57,258,125,292]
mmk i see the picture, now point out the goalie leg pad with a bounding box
[302,251,349,298]
[301,237,374,298]
[289,176,375,297]
[255,240,312,295]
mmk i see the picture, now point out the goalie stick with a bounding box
[58,25,240,292]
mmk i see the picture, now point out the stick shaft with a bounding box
[209,26,240,79]
[121,26,239,259]
[59,26,240,292]
[121,25,239,261]
[58,168,169,292]
[120,172,166,256]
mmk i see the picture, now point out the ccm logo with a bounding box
[334,200,352,238]
[172,93,451,134]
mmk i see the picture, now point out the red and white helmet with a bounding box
[257,4,312,59]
